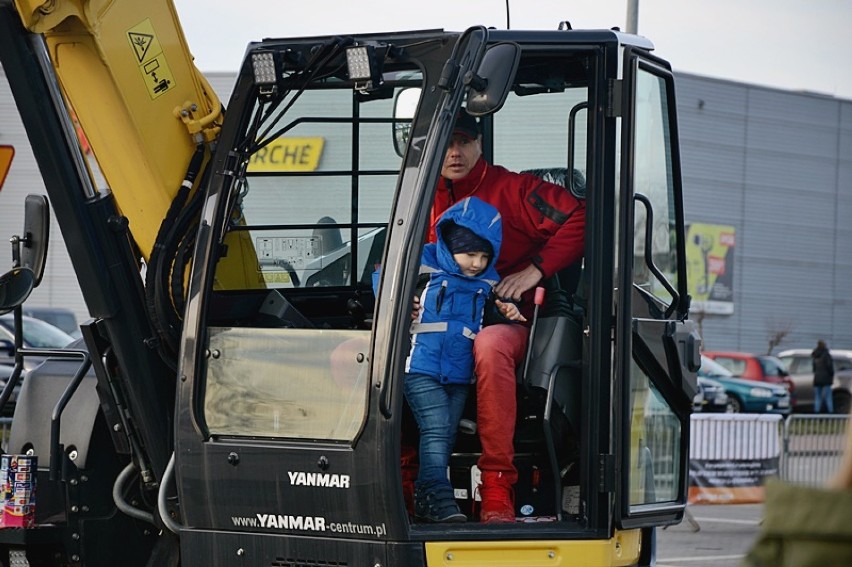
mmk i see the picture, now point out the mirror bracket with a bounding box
[463,71,488,92]
[465,42,521,116]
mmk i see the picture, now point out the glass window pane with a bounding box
[202,71,423,443]
[632,68,678,305]
[204,327,370,441]
[629,360,681,504]
[494,87,589,182]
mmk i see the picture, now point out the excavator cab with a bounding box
[0,1,698,561]
[172,26,698,566]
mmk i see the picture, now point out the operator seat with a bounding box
[515,167,587,518]
[517,166,586,429]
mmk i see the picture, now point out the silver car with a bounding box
[777,348,852,414]
[0,315,76,417]
[0,314,76,372]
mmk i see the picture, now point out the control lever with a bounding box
[521,286,546,384]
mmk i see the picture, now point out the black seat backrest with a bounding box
[521,167,586,200]
[517,167,587,431]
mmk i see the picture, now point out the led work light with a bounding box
[346,45,381,92]
[251,51,278,97]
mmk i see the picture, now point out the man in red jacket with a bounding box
[430,111,586,522]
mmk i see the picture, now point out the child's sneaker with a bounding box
[414,484,467,523]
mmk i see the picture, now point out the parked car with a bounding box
[702,351,795,392]
[696,376,729,413]
[0,314,75,370]
[21,306,81,339]
[0,316,77,418]
[777,348,852,414]
[692,383,704,412]
[699,355,791,415]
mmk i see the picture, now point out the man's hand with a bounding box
[494,264,543,301]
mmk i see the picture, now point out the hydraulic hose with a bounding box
[112,462,155,524]
[145,142,205,366]
[157,452,183,535]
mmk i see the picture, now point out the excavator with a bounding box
[0,0,700,565]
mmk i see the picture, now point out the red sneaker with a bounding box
[478,471,515,523]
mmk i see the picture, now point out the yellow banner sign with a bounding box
[686,223,736,314]
[0,145,14,191]
[247,138,325,172]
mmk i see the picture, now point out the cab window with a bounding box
[201,70,423,442]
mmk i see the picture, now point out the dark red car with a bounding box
[702,351,795,394]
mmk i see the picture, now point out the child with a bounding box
[405,196,525,523]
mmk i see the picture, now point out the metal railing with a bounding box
[781,414,849,486]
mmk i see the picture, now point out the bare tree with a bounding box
[765,318,794,355]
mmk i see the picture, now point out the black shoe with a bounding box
[414,485,467,523]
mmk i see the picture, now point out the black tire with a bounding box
[726,395,743,413]
[832,390,851,415]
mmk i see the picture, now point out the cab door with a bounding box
[173,28,495,565]
[614,47,700,529]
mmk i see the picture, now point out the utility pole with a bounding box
[626,0,639,34]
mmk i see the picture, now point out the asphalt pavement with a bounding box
[656,503,763,567]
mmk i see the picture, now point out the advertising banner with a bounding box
[685,223,735,314]
[688,414,782,504]
[247,137,326,172]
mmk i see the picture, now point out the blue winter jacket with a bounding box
[406,197,502,384]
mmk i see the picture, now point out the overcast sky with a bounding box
[173,0,852,101]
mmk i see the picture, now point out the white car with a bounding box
[777,348,852,414]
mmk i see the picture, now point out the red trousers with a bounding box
[473,323,529,485]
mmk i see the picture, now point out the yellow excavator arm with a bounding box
[13,0,222,260]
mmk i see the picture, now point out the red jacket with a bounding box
[430,158,585,315]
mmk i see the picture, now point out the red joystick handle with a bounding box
[534,286,546,306]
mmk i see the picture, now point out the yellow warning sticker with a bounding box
[127,19,176,100]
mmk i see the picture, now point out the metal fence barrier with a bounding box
[688,413,783,506]
[781,414,849,486]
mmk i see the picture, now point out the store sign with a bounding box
[247,137,325,172]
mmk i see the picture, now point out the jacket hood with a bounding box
[434,196,502,278]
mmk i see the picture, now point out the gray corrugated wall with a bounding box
[676,72,852,354]
[3,63,851,355]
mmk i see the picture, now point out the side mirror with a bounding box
[465,42,521,116]
[392,87,420,157]
[0,266,36,316]
[20,194,49,286]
